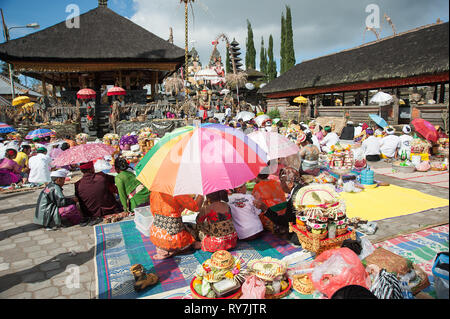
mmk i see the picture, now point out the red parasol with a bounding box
[77,88,96,99]
[411,118,439,143]
[52,143,115,166]
[107,86,126,96]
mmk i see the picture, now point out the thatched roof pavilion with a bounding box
[259,22,448,97]
[0,0,185,93]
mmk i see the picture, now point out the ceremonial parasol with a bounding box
[245,83,255,90]
[52,143,116,166]
[25,128,54,140]
[254,114,271,127]
[0,122,16,134]
[12,96,31,106]
[293,96,308,104]
[369,114,388,128]
[107,86,126,96]
[77,88,96,99]
[248,131,299,161]
[235,111,255,122]
[220,89,230,95]
[135,123,268,196]
[411,118,439,143]
[369,91,393,105]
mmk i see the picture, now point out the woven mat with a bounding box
[94,220,304,299]
[0,174,82,194]
[373,224,449,298]
[373,167,449,189]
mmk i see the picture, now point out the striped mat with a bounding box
[372,167,449,188]
[374,224,449,298]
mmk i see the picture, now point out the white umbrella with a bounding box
[370,91,394,105]
[254,114,270,127]
[235,111,255,122]
[259,83,267,88]
[220,89,230,95]
[245,83,255,90]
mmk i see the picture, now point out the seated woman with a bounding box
[150,191,204,260]
[252,172,288,235]
[263,167,304,244]
[0,146,23,186]
[34,169,81,230]
[298,132,320,176]
[196,190,238,252]
[228,183,264,241]
[114,157,150,213]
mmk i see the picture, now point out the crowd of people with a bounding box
[0,115,444,260]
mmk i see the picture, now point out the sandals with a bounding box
[130,264,159,292]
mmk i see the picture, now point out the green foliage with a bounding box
[226,46,232,74]
[259,37,268,79]
[280,13,286,74]
[285,5,296,71]
[267,35,277,81]
[267,107,280,119]
[245,20,256,70]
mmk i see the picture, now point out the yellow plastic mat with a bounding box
[339,185,449,221]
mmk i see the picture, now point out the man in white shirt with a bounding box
[228,183,264,241]
[398,125,413,159]
[380,126,400,160]
[361,128,381,162]
[28,147,53,185]
[320,126,340,153]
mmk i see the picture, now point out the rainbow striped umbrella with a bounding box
[0,122,16,134]
[135,123,268,196]
[25,128,54,139]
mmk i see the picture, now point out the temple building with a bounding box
[0,0,185,137]
[259,21,449,127]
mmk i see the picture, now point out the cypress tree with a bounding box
[267,34,277,81]
[285,5,296,71]
[226,45,232,74]
[260,37,267,77]
[245,20,256,70]
[280,13,286,74]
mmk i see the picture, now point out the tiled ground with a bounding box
[0,161,448,299]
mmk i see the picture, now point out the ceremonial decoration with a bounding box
[191,250,246,299]
[247,257,291,299]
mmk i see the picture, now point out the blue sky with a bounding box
[1,0,449,86]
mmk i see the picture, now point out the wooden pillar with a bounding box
[433,84,439,102]
[365,90,369,105]
[439,83,446,103]
[118,70,123,87]
[42,75,48,97]
[392,88,400,125]
[125,74,131,90]
[342,92,345,105]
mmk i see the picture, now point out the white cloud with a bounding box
[129,0,449,70]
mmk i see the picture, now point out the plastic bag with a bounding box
[240,275,266,299]
[358,237,375,261]
[311,248,371,298]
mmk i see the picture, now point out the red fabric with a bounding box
[80,161,94,169]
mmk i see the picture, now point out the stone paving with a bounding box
[0,161,448,299]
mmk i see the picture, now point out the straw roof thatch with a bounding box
[259,22,449,95]
[0,5,185,63]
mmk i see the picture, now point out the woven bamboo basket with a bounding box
[292,274,314,295]
[190,277,242,299]
[306,230,328,240]
[289,223,356,255]
[265,279,292,299]
[336,226,348,236]
[296,219,307,232]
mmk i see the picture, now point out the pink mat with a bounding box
[373,168,449,188]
